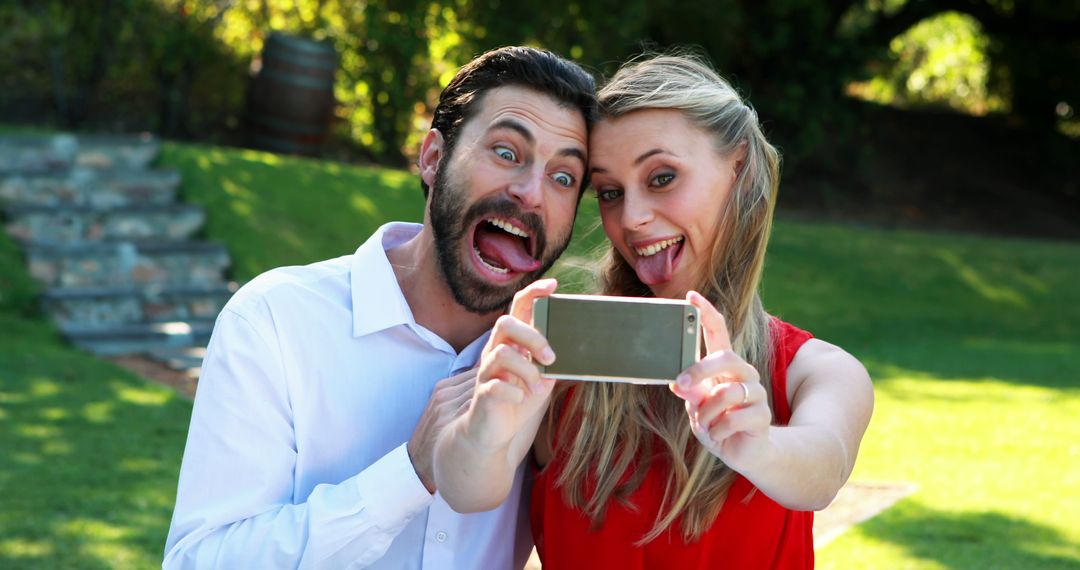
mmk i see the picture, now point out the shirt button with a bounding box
[435,531,448,543]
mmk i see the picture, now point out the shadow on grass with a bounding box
[0,319,191,569]
[856,500,1080,569]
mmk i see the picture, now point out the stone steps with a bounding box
[0,168,181,208]
[147,346,208,373]
[1,133,230,379]
[25,240,230,288]
[0,133,160,173]
[41,283,235,328]
[62,320,215,357]
[5,203,205,245]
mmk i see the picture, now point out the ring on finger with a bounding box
[737,382,749,406]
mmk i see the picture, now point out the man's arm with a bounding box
[163,304,439,569]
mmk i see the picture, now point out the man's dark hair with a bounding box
[421,46,598,197]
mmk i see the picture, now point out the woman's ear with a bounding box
[418,129,445,189]
[731,141,748,179]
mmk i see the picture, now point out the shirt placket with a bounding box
[421,493,458,568]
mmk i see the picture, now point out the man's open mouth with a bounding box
[470,216,542,276]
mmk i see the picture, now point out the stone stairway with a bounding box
[1,134,233,380]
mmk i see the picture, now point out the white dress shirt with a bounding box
[164,222,532,569]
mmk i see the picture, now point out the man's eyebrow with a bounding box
[490,119,535,144]
[559,147,586,166]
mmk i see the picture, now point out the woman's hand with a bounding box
[463,278,558,454]
[670,291,772,473]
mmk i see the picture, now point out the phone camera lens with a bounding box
[687,314,696,323]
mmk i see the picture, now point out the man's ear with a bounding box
[418,129,445,189]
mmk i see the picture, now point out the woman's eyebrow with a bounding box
[634,148,668,166]
[591,147,671,175]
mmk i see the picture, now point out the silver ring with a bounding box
[737,382,749,406]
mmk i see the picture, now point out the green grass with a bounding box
[2,141,1078,568]
[160,143,426,281]
[0,231,191,568]
[764,225,1080,569]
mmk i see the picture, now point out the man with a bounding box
[163,46,596,569]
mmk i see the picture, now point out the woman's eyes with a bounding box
[596,188,622,202]
[651,172,675,187]
[494,145,517,162]
[596,171,674,201]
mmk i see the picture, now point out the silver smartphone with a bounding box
[531,294,701,384]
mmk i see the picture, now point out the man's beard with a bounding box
[429,163,573,314]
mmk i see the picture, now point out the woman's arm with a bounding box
[434,279,559,513]
[743,339,872,509]
[671,292,873,511]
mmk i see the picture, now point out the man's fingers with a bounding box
[686,290,733,354]
[449,378,475,407]
[453,392,472,417]
[446,371,478,399]
[484,344,543,392]
[491,314,555,366]
[478,377,526,404]
[509,278,558,324]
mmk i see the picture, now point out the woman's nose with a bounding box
[621,191,653,229]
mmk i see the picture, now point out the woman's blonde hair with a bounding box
[551,52,782,543]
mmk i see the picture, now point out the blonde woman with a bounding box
[435,54,874,569]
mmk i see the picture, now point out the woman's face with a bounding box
[589,108,742,299]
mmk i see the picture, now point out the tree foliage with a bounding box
[1,0,1075,165]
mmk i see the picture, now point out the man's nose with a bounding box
[508,167,545,211]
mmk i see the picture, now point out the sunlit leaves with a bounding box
[848,12,1006,115]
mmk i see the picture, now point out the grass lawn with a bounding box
[1,141,1078,568]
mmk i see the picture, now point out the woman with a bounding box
[435,54,874,569]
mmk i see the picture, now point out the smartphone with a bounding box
[531,294,700,384]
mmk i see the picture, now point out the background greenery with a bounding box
[1,144,1078,568]
[1,0,1078,567]
[2,1,1077,162]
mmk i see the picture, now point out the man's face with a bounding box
[428,85,588,314]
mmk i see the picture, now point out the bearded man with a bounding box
[164,46,596,569]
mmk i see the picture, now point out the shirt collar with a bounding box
[351,222,423,338]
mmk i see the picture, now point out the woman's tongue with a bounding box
[634,245,677,285]
[475,228,542,273]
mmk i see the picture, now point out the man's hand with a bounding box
[431,279,559,513]
[465,279,558,454]
[407,368,476,493]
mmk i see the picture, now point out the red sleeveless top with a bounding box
[531,318,814,570]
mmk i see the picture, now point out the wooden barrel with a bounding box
[246,33,337,156]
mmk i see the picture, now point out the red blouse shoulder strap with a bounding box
[768,317,814,425]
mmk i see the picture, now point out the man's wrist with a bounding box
[406,440,436,494]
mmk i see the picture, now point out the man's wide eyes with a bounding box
[553,172,574,187]
[494,146,517,162]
